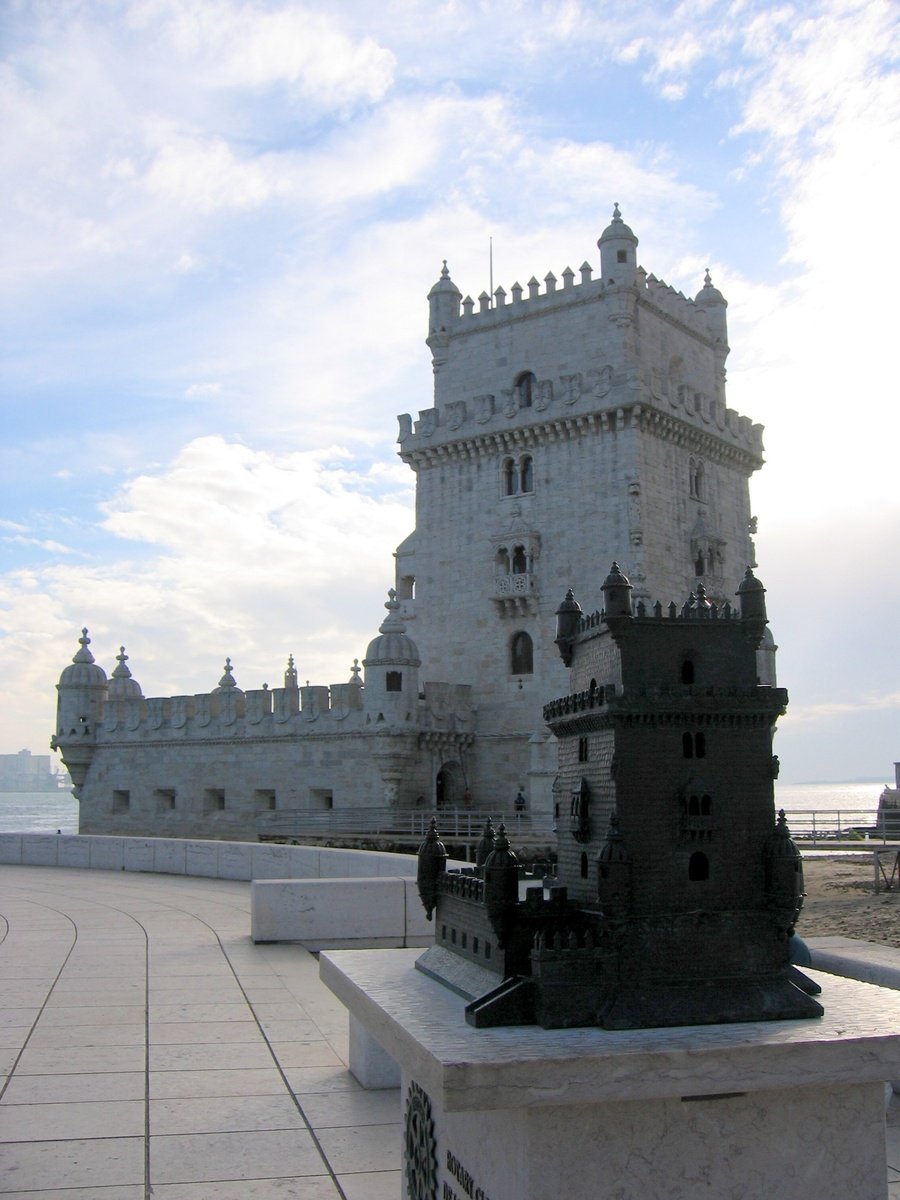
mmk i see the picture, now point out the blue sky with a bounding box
[1,0,898,782]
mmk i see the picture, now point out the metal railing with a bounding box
[256,805,898,848]
[782,808,899,847]
[257,806,551,842]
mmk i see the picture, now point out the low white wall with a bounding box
[0,832,427,882]
[251,876,434,948]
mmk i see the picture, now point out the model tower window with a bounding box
[689,851,710,881]
[386,671,402,692]
[682,732,706,758]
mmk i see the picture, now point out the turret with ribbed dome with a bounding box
[694,267,729,350]
[426,260,461,374]
[52,629,109,790]
[363,590,421,725]
[598,202,638,285]
[107,647,143,701]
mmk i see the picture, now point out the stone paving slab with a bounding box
[3,861,897,1200]
[0,865,378,1198]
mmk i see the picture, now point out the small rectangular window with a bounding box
[113,789,130,813]
[154,788,175,813]
[254,789,276,812]
[203,788,225,813]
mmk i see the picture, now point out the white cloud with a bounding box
[128,1,396,104]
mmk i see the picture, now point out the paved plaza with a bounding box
[1,863,899,1198]
[0,865,400,1198]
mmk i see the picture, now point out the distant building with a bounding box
[0,749,61,792]
[51,207,771,839]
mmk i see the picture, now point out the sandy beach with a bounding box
[799,853,900,947]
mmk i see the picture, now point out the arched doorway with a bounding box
[435,761,464,808]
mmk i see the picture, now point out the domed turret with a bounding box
[483,823,519,947]
[694,268,728,348]
[598,203,638,285]
[52,629,109,789]
[764,810,805,938]
[601,562,634,622]
[426,260,462,372]
[363,590,421,724]
[737,565,768,641]
[214,658,241,694]
[58,628,108,691]
[554,588,583,666]
[106,647,143,701]
[416,817,448,920]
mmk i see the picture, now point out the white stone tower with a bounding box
[395,206,764,819]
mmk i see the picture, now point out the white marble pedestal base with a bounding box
[321,949,900,1200]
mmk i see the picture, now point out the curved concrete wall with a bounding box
[0,832,434,881]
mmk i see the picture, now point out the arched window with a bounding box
[681,659,695,685]
[512,545,527,574]
[386,671,402,692]
[695,732,706,759]
[503,458,517,496]
[689,458,704,500]
[682,732,694,759]
[516,371,536,408]
[688,795,700,816]
[701,794,712,816]
[580,851,588,879]
[511,631,533,675]
[689,851,709,881]
[520,455,534,493]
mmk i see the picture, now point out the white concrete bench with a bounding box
[250,876,435,949]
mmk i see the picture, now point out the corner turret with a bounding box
[601,561,634,624]
[598,203,638,286]
[694,268,729,352]
[426,260,461,374]
[51,629,108,790]
[554,588,583,666]
[363,590,421,725]
[737,565,768,645]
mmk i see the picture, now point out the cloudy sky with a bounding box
[1,0,897,783]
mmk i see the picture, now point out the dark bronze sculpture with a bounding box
[415,565,823,1029]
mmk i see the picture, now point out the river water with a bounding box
[0,780,888,836]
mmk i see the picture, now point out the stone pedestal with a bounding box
[321,949,900,1200]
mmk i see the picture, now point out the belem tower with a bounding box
[51,206,771,840]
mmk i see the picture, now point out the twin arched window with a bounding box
[503,454,534,496]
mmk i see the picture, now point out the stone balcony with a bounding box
[492,571,536,616]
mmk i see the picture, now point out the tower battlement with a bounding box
[402,207,758,467]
